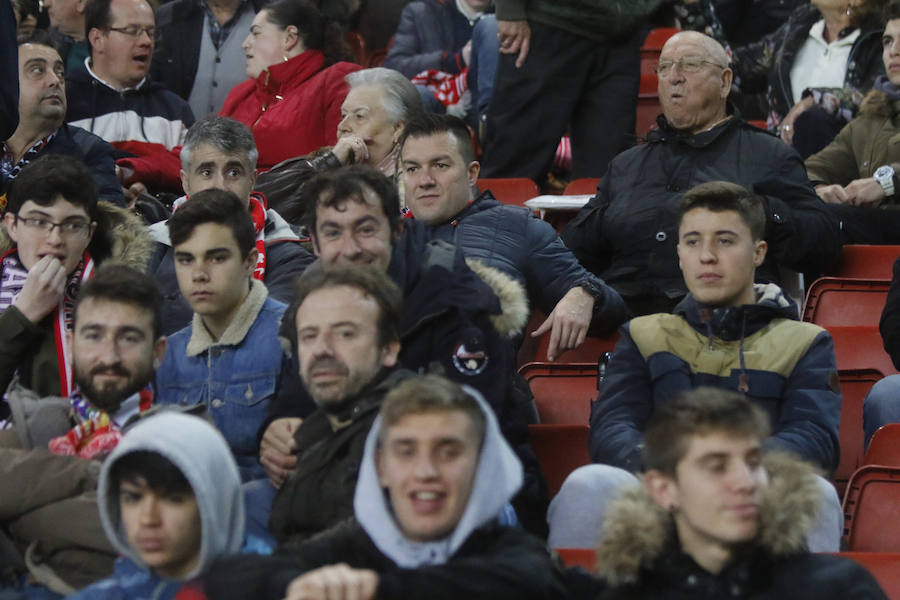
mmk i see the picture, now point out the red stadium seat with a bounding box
[642,27,680,52]
[838,552,900,597]
[746,120,767,129]
[827,327,896,376]
[828,245,900,280]
[563,178,602,195]
[531,330,621,365]
[802,278,890,328]
[476,177,540,209]
[529,424,591,497]
[519,362,598,424]
[555,547,598,572]
[864,423,900,467]
[842,465,900,551]
[834,369,884,497]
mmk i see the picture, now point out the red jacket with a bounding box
[119,50,361,190]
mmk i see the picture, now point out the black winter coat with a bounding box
[205,519,570,600]
[561,116,841,310]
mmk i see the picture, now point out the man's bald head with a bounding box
[657,31,732,135]
[663,31,728,66]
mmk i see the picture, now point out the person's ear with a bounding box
[152,336,167,369]
[753,239,767,267]
[310,233,321,257]
[244,248,259,276]
[3,213,19,244]
[467,160,480,187]
[179,169,190,196]
[88,28,105,53]
[392,121,404,146]
[375,446,387,487]
[380,339,401,368]
[283,25,300,54]
[645,469,679,512]
[720,67,733,99]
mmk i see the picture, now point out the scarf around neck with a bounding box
[874,75,900,102]
[0,249,94,395]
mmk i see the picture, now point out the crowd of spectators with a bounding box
[1,0,900,598]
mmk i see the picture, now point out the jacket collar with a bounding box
[597,452,823,586]
[647,114,741,148]
[186,278,268,356]
[255,50,325,96]
[673,283,799,342]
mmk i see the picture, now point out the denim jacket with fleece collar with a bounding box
[155,280,287,482]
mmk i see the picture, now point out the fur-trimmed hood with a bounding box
[859,88,900,119]
[0,200,154,271]
[597,453,824,585]
[465,258,528,338]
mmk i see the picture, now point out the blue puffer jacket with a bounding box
[589,284,841,473]
[427,190,627,328]
[155,282,287,482]
[383,0,478,78]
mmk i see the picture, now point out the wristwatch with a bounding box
[874,165,896,197]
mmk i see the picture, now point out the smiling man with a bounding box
[593,387,887,599]
[66,0,194,197]
[205,375,569,600]
[154,189,286,482]
[547,181,844,554]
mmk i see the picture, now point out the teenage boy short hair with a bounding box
[167,189,255,256]
[74,264,164,339]
[5,154,98,220]
[377,375,486,448]
[643,387,772,476]
[677,181,766,241]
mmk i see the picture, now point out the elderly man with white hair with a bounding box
[562,31,842,317]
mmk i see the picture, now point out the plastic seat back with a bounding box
[520,362,598,424]
[528,424,591,497]
[802,278,889,328]
[531,330,620,365]
[555,548,598,573]
[834,369,884,497]
[838,552,900,597]
[476,178,539,209]
[864,423,900,466]
[843,465,900,551]
[828,327,896,376]
[828,245,900,280]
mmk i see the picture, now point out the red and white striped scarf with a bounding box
[0,249,94,395]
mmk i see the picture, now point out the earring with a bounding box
[282,55,289,62]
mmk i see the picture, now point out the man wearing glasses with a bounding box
[65,0,195,201]
[0,154,151,409]
[562,31,842,317]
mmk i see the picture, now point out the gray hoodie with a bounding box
[353,385,523,568]
[96,412,245,580]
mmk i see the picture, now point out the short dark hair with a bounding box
[5,155,98,220]
[109,450,193,498]
[181,117,259,172]
[644,387,771,477]
[167,189,255,256]
[400,113,475,165]
[677,181,766,241]
[885,0,900,22]
[84,0,113,47]
[302,165,401,240]
[75,264,163,339]
[281,265,402,352]
[378,375,486,448]
[17,28,62,53]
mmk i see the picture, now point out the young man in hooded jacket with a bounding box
[205,374,569,600]
[548,181,843,553]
